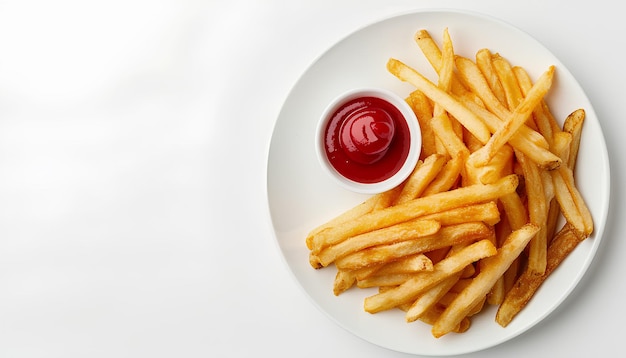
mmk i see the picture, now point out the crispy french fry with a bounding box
[420,201,501,226]
[387,58,492,143]
[364,240,496,313]
[432,224,539,337]
[430,114,470,158]
[475,48,507,106]
[335,222,492,271]
[458,95,561,170]
[310,174,519,254]
[455,55,511,121]
[414,29,470,97]
[419,304,471,333]
[422,153,466,196]
[406,273,462,322]
[406,90,438,158]
[364,239,497,313]
[492,53,525,112]
[518,152,548,275]
[333,269,357,296]
[373,253,435,276]
[513,65,561,146]
[306,194,379,249]
[314,219,440,267]
[465,143,513,185]
[555,166,593,237]
[395,154,446,204]
[562,109,586,170]
[496,224,584,327]
[469,66,555,167]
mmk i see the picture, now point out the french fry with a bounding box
[432,224,539,337]
[314,219,440,267]
[335,222,492,271]
[562,109,586,170]
[468,66,555,167]
[364,239,497,313]
[455,55,511,121]
[492,53,525,112]
[458,95,561,169]
[306,194,379,249]
[371,253,435,276]
[420,201,501,226]
[496,224,585,327]
[406,273,462,322]
[464,143,513,185]
[430,114,470,158]
[406,90,438,157]
[358,273,418,288]
[513,66,560,147]
[333,269,357,296]
[518,152,549,275]
[413,29,471,97]
[422,153,466,196]
[418,304,471,333]
[475,48,507,106]
[554,166,593,237]
[387,58,492,143]
[394,153,446,204]
[309,174,519,254]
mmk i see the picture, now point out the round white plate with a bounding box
[266,9,610,356]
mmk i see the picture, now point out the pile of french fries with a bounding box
[306,28,593,338]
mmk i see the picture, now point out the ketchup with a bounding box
[324,96,411,183]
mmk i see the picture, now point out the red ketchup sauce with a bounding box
[323,96,412,183]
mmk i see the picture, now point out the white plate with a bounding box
[266,9,610,356]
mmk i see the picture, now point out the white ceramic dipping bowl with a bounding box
[315,88,422,194]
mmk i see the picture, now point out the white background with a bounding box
[0,0,622,357]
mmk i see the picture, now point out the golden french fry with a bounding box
[335,222,492,271]
[358,272,426,288]
[333,269,357,296]
[306,194,379,249]
[475,48,507,106]
[364,239,497,314]
[395,154,446,204]
[455,55,511,121]
[422,153,466,196]
[436,28,455,106]
[492,53,525,111]
[458,96,561,170]
[387,58,492,143]
[420,201,501,226]
[464,143,513,185]
[310,174,519,254]
[432,224,539,338]
[513,65,561,146]
[406,273,462,322]
[562,109,586,170]
[496,224,584,327]
[372,253,435,276]
[418,303,471,333]
[406,90,438,158]
[373,184,404,211]
[314,219,440,267]
[430,114,470,158]
[556,166,594,237]
[518,152,548,275]
[413,29,470,97]
[469,66,555,167]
